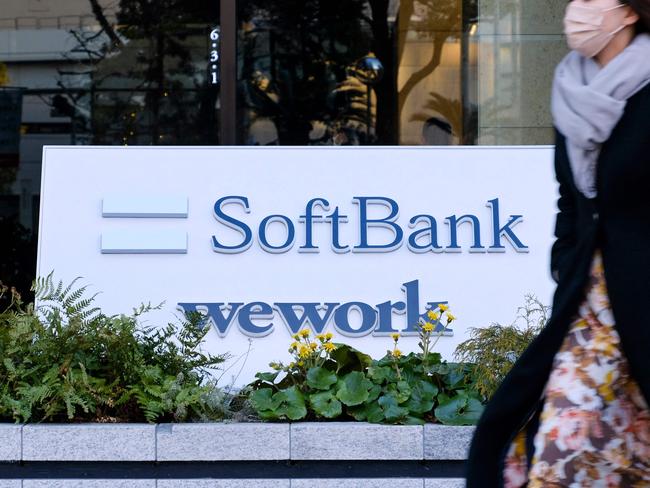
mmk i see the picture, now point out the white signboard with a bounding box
[38,146,558,384]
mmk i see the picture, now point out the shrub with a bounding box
[247,306,484,425]
[0,275,229,423]
[453,294,550,400]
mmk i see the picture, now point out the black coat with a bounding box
[466,82,650,487]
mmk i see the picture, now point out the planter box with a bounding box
[0,423,475,487]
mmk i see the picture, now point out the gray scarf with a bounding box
[551,32,650,198]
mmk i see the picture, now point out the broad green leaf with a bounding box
[378,394,409,422]
[362,400,385,423]
[336,371,372,406]
[405,380,438,414]
[306,367,338,391]
[248,388,278,412]
[386,380,411,404]
[257,409,281,421]
[423,352,442,365]
[367,365,393,383]
[402,415,426,425]
[255,371,279,384]
[367,383,382,403]
[444,364,467,389]
[429,363,450,375]
[275,386,307,420]
[434,393,484,426]
[330,344,372,373]
[309,391,342,418]
[348,404,368,421]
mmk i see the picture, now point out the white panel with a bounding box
[38,146,558,385]
[103,195,188,218]
[101,230,187,254]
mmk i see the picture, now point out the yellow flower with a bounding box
[292,333,300,340]
[422,322,434,332]
[426,310,437,320]
[391,333,400,342]
[438,303,449,312]
[289,341,300,351]
[316,333,326,342]
[392,349,402,358]
[309,342,318,350]
[297,361,304,367]
[299,329,310,338]
[298,345,311,358]
[325,332,334,340]
[446,312,456,323]
[323,342,336,352]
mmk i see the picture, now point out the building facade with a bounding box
[0,0,567,300]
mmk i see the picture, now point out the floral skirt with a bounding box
[504,249,650,487]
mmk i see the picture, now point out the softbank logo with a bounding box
[100,196,189,254]
[98,195,528,255]
[178,279,452,338]
[212,196,529,254]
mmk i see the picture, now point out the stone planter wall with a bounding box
[0,423,474,488]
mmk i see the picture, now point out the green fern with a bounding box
[0,275,230,423]
[32,272,101,325]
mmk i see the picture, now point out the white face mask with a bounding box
[564,1,627,58]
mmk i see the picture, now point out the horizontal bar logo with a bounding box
[101,230,187,254]
[102,196,188,218]
[101,196,188,254]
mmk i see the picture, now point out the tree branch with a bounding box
[88,0,123,49]
[397,32,448,117]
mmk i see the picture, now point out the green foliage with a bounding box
[0,274,229,423]
[454,294,550,400]
[248,341,372,421]
[246,305,484,425]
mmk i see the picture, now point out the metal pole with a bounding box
[219,0,237,145]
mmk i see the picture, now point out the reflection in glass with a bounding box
[0,0,568,301]
[238,0,478,146]
[0,0,220,303]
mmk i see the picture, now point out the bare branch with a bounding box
[87,0,123,49]
[397,32,448,117]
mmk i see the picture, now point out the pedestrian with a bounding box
[466,0,650,486]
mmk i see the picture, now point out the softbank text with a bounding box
[211,196,528,254]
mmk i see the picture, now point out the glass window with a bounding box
[0,0,568,300]
[0,0,221,303]
[236,0,567,146]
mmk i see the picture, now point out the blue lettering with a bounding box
[177,302,243,337]
[326,207,349,253]
[274,302,339,334]
[238,302,274,337]
[408,215,443,253]
[212,196,253,254]
[334,302,377,336]
[299,198,329,253]
[445,214,485,253]
[258,215,295,253]
[486,198,528,253]
[353,196,403,252]
[401,280,450,334]
[374,300,407,334]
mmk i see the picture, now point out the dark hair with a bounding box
[621,0,650,32]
